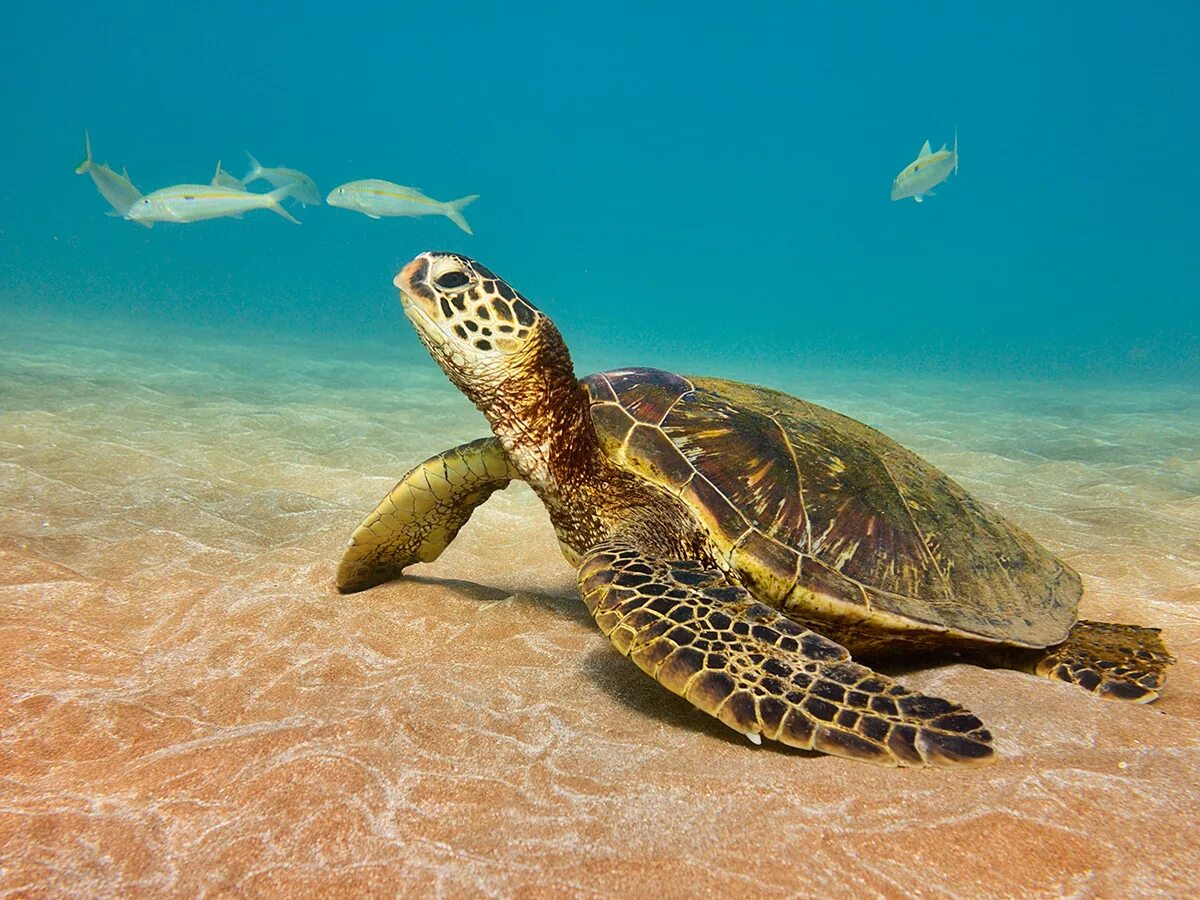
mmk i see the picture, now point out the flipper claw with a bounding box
[578,539,995,768]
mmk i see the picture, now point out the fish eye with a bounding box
[436,271,470,290]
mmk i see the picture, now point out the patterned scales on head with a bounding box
[583,367,1080,655]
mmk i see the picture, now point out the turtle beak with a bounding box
[396,252,451,349]
[395,253,440,317]
[395,254,430,295]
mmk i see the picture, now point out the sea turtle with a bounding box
[337,252,1174,768]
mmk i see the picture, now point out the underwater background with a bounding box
[2,2,1198,380]
[2,3,1199,896]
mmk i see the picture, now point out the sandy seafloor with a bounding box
[1,306,1198,897]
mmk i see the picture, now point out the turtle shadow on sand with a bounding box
[577,644,823,759]
[371,573,940,756]
[395,574,591,626]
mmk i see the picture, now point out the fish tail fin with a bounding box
[243,151,263,184]
[265,184,301,224]
[75,129,93,174]
[444,194,479,235]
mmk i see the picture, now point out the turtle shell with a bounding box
[582,367,1080,648]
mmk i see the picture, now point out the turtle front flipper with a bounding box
[578,540,995,768]
[337,437,520,593]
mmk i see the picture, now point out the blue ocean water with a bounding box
[2,2,1198,381]
[4,7,1200,892]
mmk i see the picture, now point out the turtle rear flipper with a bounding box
[578,540,995,768]
[1029,620,1175,702]
[337,437,519,593]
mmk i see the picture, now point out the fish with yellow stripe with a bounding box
[891,130,958,203]
[325,179,478,233]
[75,130,145,220]
[210,160,247,191]
[124,182,300,226]
[242,152,320,206]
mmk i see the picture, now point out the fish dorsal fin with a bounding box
[918,140,932,159]
[937,143,947,152]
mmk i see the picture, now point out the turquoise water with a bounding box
[3,3,1198,380]
[3,8,1200,893]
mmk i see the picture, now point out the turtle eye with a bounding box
[436,271,470,290]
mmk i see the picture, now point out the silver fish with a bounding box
[124,183,300,225]
[891,130,958,203]
[210,160,247,191]
[75,130,145,222]
[242,152,320,206]
[326,180,478,234]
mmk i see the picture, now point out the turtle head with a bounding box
[395,251,562,404]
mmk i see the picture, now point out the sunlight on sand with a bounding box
[1,311,1197,895]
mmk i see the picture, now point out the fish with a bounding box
[75,130,146,221]
[891,129,958,203]
[325,180,479,234]
[210,160,247,191]
[124,183,301,225]
[242,152,321,206]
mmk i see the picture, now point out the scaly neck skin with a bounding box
[468,320,607,500]
[451,319,715,563]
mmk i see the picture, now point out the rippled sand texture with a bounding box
[2,313,1198,896]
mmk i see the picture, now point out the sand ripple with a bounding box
[1,314,1197,895]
